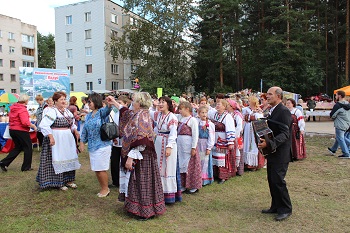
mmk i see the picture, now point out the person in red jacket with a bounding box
[0,94,37,172]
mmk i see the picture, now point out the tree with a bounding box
[37,32,55,69]
[105,0,196,95]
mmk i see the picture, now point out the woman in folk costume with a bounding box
[196,105,215,185]
[226,99,244,176]
[286,98,306,160]
[37,91,81,190]
[208,99,236,184]
[242,96,265,170]
[109,93,165,221]
[150,96,182,204]
[176,101,201,194]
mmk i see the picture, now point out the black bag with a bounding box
[295,131,300,139]
[100,112,119,141]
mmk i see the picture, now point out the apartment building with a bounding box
[0,14,38,93]
[55,0,139,92]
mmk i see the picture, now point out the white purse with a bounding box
[3,125,12,139]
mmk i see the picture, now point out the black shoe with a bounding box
[275,212,292,221]
[218,179,226,184]
[136,216,154,221]
[22,168,34,172]
[0,162,7,172]
[261,208,277,214]
[338,154,350,159]
[327,148,336,155]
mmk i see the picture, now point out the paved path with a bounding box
[305,120,334,136]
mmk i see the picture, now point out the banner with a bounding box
[157,88,163,98]
[20,67,70,103]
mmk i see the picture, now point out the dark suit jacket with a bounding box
[266,103,293,164]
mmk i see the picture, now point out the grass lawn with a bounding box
[0,136,349,233]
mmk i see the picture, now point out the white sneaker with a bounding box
[180,187,186,192]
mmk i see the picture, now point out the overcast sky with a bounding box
[0,0,122,35]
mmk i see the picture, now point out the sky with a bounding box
[0,0,122,35]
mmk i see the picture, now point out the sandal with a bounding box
[97,189,110,198]
[66,183,78,189]
[60,186,68,191]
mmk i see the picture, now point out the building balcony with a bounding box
[22,55,35,61]
[22,41,35,49]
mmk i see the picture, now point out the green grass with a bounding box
[1,136,349,232]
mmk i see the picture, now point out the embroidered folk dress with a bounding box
[290,108,307,160]
[242,107,264,168]
[150,111,182,203]
[230,111,244,175]
[36,107,81,189]
[196,119,215,185]
[208,109,236,180]
[177,115,201,190]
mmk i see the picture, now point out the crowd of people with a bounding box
[0,86,309,222]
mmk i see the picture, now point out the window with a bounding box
[86,82,93,90]
[70,83,74,91]
[112,81,118,90]
[111,13,118,24]
[23,61,34,67]
[67,66,73,75]
[10,74,16,82]
[8,32,14,40]
[9,46,15,53]
[0,44,2,52]
[85,47,92,56]
[66,32,72,42]
[111,29,118,39]
[111,64,119,74]
[85,29,91,39]
[86,64,92,73]
[10,60,15,68]
[11,89,17,93]
[85,12,91,22]
[22,48,35,56]
[66,49,73,58]
[0,59,2,67]
[0,74,3,81]
[131,64,138,73]
[22,34,34,43]
[66,15,72,25]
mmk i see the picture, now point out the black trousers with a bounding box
[110,146,121,186]
[267,162,292,214]
[1,130,33,171]
[37,131,44,147]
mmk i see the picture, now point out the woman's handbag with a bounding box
[100,112,119,141]
[3,125,12,139]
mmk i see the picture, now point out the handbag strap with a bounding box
[99,109,114,124]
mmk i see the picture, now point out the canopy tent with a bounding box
[70,92,88,109]
[334,85,350,95]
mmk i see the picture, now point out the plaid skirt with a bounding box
[124,147,166,218]
[180,150,202,190]
[36,136,76,189]
[213,147,236,180]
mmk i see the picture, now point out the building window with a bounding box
[11,89,17,93]
[112,81,118,90]
[0,44,2,52]
[66,49,73,58]
[66,15,72,25]
[85,12,91,22]
[70,83,74,91]
[0,74,3,81]
[67,66,73,75]
[111,13,118,24]
[85,47,92,56]
[86,82,93,90]
[86,64,92,73]
[111,64,119,74]
[10,60,15,68]
[8,32,15,40]
[22,34,34,43]
[85,29,92,39]
[0,59,2,67]
[66,32,72,42]
[111,29,118,39]
[9,46,15,53]
[11,74,16,82]
[22,61,34,67]
[22,47,35,56]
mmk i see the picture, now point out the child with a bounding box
[196,106,215,185]
[177,101,201,193]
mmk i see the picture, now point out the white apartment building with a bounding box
[0,14,38,94]
[55,0,138,92]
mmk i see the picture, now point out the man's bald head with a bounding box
[267,86,283,107]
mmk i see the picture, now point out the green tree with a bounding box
[37,32,55,68]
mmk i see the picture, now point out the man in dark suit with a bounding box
[258,86,293,221]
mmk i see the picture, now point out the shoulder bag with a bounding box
[100,111,119,141]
